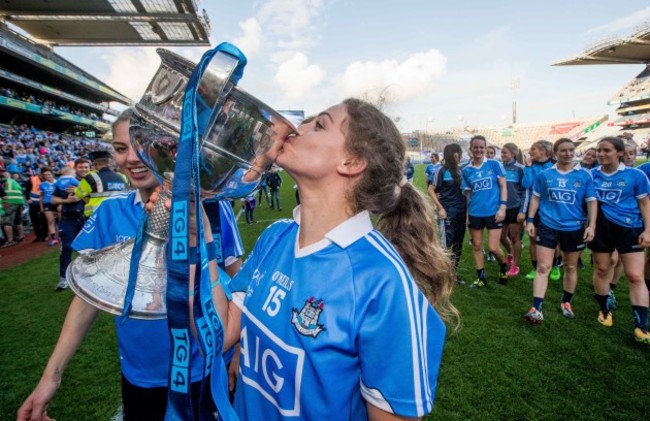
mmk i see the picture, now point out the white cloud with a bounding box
[273,52,325,100]
[586,7,650,37]
[254,0,329,61]
[98,47,162,102]
[233,17,263,56]
[338,49,447,103]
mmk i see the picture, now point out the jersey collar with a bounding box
[134,190,144,208]
[293,206,373,250]
[599,162,626,175]
[551,163,579,173]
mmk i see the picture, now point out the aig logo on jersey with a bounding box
[472,177,493,191]
[548,188,576,204]
[291,297,326,338]
[596,188,622,203]
[240,311,305,416]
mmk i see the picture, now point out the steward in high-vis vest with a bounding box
[74,151,127,218]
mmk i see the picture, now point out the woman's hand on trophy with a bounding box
[243,116,299,182]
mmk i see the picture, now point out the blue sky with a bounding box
[53,0,650,131]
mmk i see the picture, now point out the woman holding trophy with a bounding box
[17,109,245,421]
[220,98,457,419]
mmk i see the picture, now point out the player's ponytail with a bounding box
[343,98,459,327]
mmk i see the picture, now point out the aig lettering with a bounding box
[547,188,576,204]
[596,189,622,203]
[240,326,286,393]
[472,177,492,191]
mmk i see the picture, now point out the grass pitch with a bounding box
[1,166,649,420]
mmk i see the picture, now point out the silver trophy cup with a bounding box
[68,48,296,319]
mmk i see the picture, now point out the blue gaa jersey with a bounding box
[39,180,57,204]
[502,160,526,211]
[72,191,243,387]
[462,158,506,217]
[533,165,596,231]
[425,163,442,184]
[592,163,650,228]
[230,209,445,419]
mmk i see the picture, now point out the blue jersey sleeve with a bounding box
[357,271,445,417]
[634,170,650,199]
[532,172,544,197]
[585,174,597,201]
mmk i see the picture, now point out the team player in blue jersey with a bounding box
[500,143,526,278]
[17,109,245,420]
[523,138,597,323]
[589,136,650,344]
[522,140,556,280]
[462,135,509,288]
[428,143,467,285]
[216,99,457,419]
[425,152,442,188]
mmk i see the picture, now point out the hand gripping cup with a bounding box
[67,47,296,319]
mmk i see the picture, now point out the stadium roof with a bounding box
[554,24,650,66]
[0,0,211,46]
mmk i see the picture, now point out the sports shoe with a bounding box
[525,269,536,280]
[55,277,68,291]
[470,279,486,289]
[606,290,618,310]
[498,272,508,285]
[560,302,575,319]
[486,252,496,262]
[48,239,60,247]
[550,266,561,281]
[507,265,520,277]
[524,307,544,324]
[505,254,514,266]
[455,277,466,286]
[634,328,650,344]
[598,311,613,327]
[1,240,17,248]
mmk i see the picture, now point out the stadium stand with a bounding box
[0,23,128,138]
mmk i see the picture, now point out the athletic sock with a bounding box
[533,297,544,312]
[594,294,609,315]
[632,306,649,331]
[477,268,486,280]
[562,291,574,304]
[531,260,537,269]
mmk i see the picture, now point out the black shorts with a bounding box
[468,214,503,230]
[503,207,520,224]
[42,202,57,212]
[589,212,644,254]
[536,221,585,253]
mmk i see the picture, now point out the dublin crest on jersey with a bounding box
[292,297,326,338]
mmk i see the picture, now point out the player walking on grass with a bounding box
[429,143,468,285]
[462,135,509,288]
[500,143,526,278]
[524,138,597,324]
[522,140,557,280]
[589,136,650,344]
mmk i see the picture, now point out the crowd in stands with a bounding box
[0,123,109,174]
[1,86,108,123]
